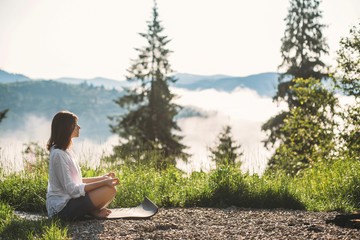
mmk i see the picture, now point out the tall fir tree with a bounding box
[109,1,188,168]
[262,0,328,148]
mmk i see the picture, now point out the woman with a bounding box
[46,111,119,220]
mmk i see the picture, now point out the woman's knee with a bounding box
[106,185,117,197]
[88,186,117,206]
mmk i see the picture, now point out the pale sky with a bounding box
[0,0,359,80]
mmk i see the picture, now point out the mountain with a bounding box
[0,69,31,83]
[173,72,279,97]
[173,73,231,85]
[0,69,280,97]
[0,80,206,140]
[0,80,123,139]
[0,69,280,141]
[53,77,129,90]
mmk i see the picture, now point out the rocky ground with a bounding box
[65,207,359,239]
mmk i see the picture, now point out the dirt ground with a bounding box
[66,207,359,239]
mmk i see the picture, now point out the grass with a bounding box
[3,158,358,212]
[1,149,360,239]
[0,201,69,239]
[291,158,360,212]
[0,172,47,212]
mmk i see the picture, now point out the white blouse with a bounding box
[46,147,85,218]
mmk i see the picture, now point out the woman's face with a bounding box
[71,123,81,138]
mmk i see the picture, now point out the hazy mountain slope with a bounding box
[0,69,31,83]
[173,73,231,85]
[53,77,128,90]
[174,72,279,97]
[0,80,206,140]
[0,69,280,97]
[0,81,123,139]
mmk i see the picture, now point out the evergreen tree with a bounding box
[109,2,188,168]
[262,0,328,148]
[209,126,243,168]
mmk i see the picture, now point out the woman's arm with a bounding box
[84,177,119,192]
[82,172,115,184]
[82,176,106,184]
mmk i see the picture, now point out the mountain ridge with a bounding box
[0,69,279,97]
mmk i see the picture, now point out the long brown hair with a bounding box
[47,111,78,151]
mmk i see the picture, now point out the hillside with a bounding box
[0,69,31,83]
[53,73,281,97]
[0,69,280,97]
[50,77,129,90]
[0,80,206,140]
[0,69,280,140]
[173,72,279,97]
[0,81,123,139]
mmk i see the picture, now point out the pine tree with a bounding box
[209,126,243,168]
[262,0,328,148]
[109,2,188,168]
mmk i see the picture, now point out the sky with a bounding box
[1,0,360,80]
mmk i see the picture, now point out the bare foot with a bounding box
[105,208,112,215]
[91,208,111,218]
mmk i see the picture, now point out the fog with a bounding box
[8,87,357,175]
[173,87,288,174]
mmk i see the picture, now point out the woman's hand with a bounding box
[84,176,120,192]
[103,172,116,179]
[103,172,119,187]
[105,177,120,187]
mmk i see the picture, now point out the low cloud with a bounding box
[172,87,288,174]
[173,87,287,122]
[1,115,51,142]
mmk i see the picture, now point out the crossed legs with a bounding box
[88,185,117,218]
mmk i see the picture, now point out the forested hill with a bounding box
[0,80,205,140]
[173,72,279,97]
[0,80,123,139]
[0,69,281,140]
[0,69,280,97]
[0,69,31,83]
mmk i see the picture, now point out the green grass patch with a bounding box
[291,158,360,212]
[0,171,48,212]
[0,201,69,239]
[2,157,360,213]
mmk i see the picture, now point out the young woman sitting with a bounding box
[46,111,119,220]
